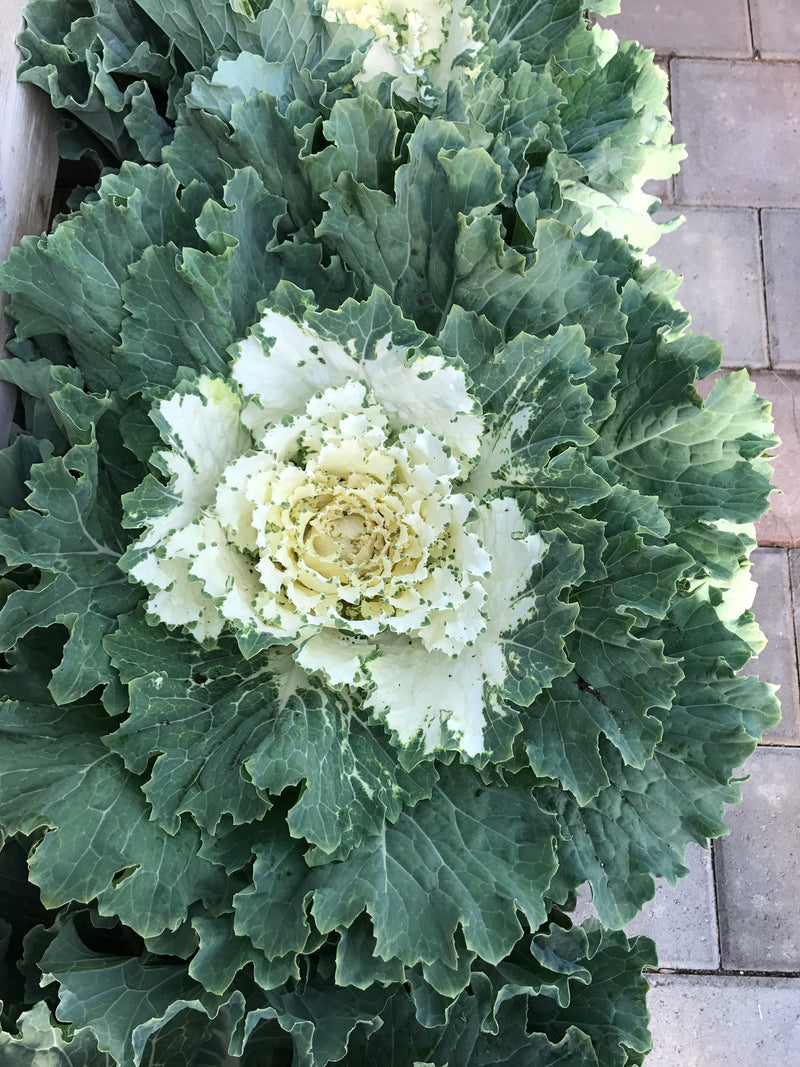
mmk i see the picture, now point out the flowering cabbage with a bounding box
[0,0,781,1064]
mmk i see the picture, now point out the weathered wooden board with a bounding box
[0,0,60,440]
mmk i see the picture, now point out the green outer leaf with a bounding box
[38,920,226,1067]
[105,670,275,835]
[549,614,779,927]
[452,216,627,350]
[249,0,372,86]
[231,978,389,1067]
[0,693,228,939]
[229,768,559,975]
[565,490,689,747]
[289,281,434,358]
[446,59,566,171]
[128,0,255,68]
[134,0,369,87]
[0,359,111,450]
[526,923,654,1067]
[471,325,597,453]
[497,526,583,708]
[342,977,600,1065]
[18,0,177,164]
[483,0,586,68]
[334,912,405,990]
[485,922,591,1012]
[0,165,200,394]
[0,838,51,1023]
[596,279,775,535]
[245,688,438,858]
[0,1001,114,1067]
[118,168,287,397]
[190,912,302,994]
[463,324,611,513]
[541,484,695,790]
[106,611,437,854]
[308,765,559,967]
[556,41,680,198]
[318,117,504,333]
[437,303,504,369]
[0,440,140,705]
[232,809,316,962]
[105,605,254,685]
[167,91,319,231]
[523,675,612,805]
[304,95,399,199]
[0,435,52,523]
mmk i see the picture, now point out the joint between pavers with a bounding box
[647,965,800,978]
[710,840,724,969]
[675,53,800,63]
[745,0,757,56]
[756,209,773,368]
[787,551,800,706]
[671,198,796,211]
[655,52,798,62]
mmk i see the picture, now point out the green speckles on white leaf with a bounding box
[295,629,374,688]
[234,312,352,428]
[154,376,250,476]
[136,551,224,643]
[322,0,481,98]
[233,306,482,460]
[123,376,251,638]
[365,497,544,757]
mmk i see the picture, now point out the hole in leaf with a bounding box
[112,865,139,888]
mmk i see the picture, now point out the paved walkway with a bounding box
[595,2,800,1062]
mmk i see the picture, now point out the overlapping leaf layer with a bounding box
[0,0,778,1063]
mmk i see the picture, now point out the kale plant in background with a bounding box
[0,0,779,1063]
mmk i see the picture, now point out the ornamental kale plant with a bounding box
[0,1,779,1064]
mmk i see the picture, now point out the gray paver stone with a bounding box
[714,746,800,970]
[572,843,719,970]
[762,210,800,370]
[743,549,800,745]
[625,842,719,970]
[752,372,800,549]
[599,0,752,58]
[651,205,767,367]
[644,175,673,205]
[750,0,800,60]
[646,974,800,1067]
[672,60,800,207]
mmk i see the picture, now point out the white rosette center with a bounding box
[216,378,490,659]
